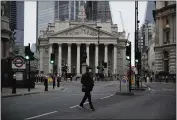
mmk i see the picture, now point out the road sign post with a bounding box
[12,55,26,93]
[28,43,31,92]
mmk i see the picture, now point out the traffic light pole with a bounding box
[28,43,31,92]
[135,1,140,89]
[129,42,132,92]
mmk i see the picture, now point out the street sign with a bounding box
[122,79,126,83]
[122,76,128,83]
[12,56,26,69]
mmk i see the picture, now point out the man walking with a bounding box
[79,67,95,111]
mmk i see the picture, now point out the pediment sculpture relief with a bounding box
[61,27,103,36]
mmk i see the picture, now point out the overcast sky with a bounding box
[24,1,147,65]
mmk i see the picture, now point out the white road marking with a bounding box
[70,102,89,109]
[100,94,114,100]
[162,89,174,91]
[25,111,58,120]
[71,94,109,96]
[62,88,68,92]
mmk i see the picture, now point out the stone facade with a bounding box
[38,21,127,76]
[153,1,176,74]
[1,1,12,58]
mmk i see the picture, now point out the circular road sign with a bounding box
[122,79,126,83]
[13,57,25,68]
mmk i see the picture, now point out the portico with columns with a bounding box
[38,21,127,76]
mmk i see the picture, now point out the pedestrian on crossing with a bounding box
[79,67,95,111]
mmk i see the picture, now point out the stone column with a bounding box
[48,44,53,74]
[113,44,117,74]
[67,43,71,73]
[95,44,99,73]
[86,43,90,66]
[104,44,108,75]
[58,44,62,75]
[39,46,43,72]
[77,44,81,76]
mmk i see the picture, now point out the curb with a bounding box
[116,92,134,96]
[1,92,40,98]
[131,88,146,91]
[1,87,65,98]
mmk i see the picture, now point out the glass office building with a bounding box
[10,1,24,46]
[85,1,112,22]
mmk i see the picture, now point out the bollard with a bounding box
[57,76,60,87]
[12,74,16,94]
[166,76,168,83]
[44,76,48,91]
[53,77,55,89]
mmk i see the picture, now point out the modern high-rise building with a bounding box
[54,1,85,21]
[144,1,155,24]
[85,1,112,22]
[37,1,55,38]
[10,1,24,46]
[138,1,155,52]
[37,1,85,47]
[139,1,156,75]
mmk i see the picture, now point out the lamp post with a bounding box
[96,26,102,44]
[96,26,102,74]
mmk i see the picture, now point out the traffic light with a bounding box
[135,51,141,68]
[104,62,107,68]
[50,53,55,64]
[126,43,131,61]
[25,46,30,60]
[30,52,35,61]
[25,45,35,61]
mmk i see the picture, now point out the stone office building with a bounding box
[38,20,127,76]
[153,1,176,75]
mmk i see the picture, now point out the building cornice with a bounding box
[153,4,176,20]
[155,43,176,48]
[154,4,176,14]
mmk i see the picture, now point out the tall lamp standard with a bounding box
[96,26,102,74]
[96,26,102,44]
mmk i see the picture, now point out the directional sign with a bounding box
[122,79,126,83]
[122,76,128,83]
[12,56,26,69]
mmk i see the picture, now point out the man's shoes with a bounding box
[90,108,95,111]
[78,105,84,109]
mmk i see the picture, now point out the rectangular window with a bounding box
[166,31,170,43]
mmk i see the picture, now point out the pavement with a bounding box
[1,84,65,98]
[1,81,176,120]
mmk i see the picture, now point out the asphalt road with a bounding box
[1,81,176,120]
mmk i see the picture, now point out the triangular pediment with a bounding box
[49,24,116,38]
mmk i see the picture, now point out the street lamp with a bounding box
[96,26,102,44]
